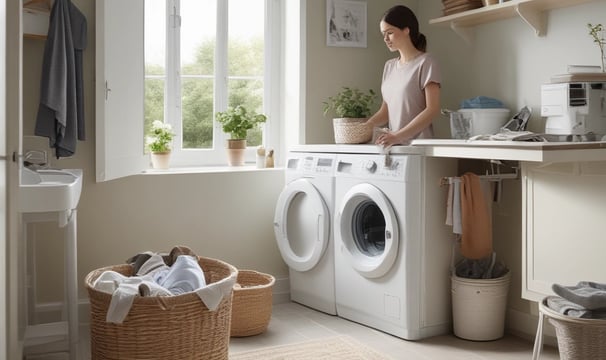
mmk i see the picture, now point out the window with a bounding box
[145,0,278,167]
[95,0,283,181]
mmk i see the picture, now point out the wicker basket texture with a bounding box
[540,297,606,360]
[85,257,238,360]
[230,270,275,337]
[333,118,372,144]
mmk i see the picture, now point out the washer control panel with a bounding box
[336,154,420,181]
[286,153,337,176]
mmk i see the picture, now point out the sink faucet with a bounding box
[23,150,48,169]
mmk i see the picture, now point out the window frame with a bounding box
[155,0,280,167]
[95,0,283,182]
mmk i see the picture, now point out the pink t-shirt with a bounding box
[381,53,441,139]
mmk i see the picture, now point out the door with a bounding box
[273,178,330,272]
[335,183,399,278]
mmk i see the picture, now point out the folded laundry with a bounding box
[460,96,505,109]
[546,296,592,319]
[552,281,606,311]
[468,130,547,142]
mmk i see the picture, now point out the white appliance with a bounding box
[541,82,606,135]
[334,152,456,340]
[274,151,337,315]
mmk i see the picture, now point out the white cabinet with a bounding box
[521,161,606,301]
[23,0,51,39]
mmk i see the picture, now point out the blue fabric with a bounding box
[460,96,505,109]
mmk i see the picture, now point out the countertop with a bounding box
[411,139,606,162]
[289,140,606,162]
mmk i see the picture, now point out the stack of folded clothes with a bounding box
[442,0,483,16]
[548,282,606,319]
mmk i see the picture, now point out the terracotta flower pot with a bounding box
[226,139,246,166]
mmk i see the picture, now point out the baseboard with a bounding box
[33,277,291,326]
[507,307,558,347]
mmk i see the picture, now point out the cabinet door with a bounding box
[95,0,147,182]
[522,161,606,301]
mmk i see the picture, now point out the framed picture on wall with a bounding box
[326,0,367,48]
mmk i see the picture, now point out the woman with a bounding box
[367,5,441,147]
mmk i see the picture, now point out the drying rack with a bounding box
[440,160,519,186]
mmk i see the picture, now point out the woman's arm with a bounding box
[378,82,440,146]
[365,100,389,128]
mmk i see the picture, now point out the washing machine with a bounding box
[274,151,337,315]
[334,151,456,340]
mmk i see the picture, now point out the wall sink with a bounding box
[19,168,83,213]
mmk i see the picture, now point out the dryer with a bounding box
[334,152,456,339]
[274,151,337,315]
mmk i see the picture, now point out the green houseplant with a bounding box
[145,120,175,169]
[323,86,377,119]
[323,87,377,144]
[588,23,605,72]
[215,105,267,166]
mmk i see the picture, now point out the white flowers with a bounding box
[146,120,175,153]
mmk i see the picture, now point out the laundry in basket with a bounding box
[85,254,238,360]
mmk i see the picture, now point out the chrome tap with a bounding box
[23,150,48,169]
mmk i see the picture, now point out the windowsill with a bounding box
[142,164,283,175]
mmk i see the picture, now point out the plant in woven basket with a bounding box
[323,87,377,144]
[588,23,605,72]
[323,87,377,119]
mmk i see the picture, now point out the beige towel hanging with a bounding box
[460,172,493,259]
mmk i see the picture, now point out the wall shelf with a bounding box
[429,0,596,44]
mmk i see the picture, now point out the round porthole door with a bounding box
[336,183,399,278]
[274,178,330,272]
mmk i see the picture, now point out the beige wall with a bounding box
[304,0,418,144]
[18,0,606,339]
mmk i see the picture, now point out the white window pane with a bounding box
[228,0,265,147]
[144,0,166,143]
[144,0,166,73]
[181,0,216,149]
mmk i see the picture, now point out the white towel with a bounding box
[452,181,462,235]
[445,182,454,226]
[93,271,172,324]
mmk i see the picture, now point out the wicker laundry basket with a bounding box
[230,269,275,337]
[85,256,238,360]
[533,296,606,360]
[333,118,372,144]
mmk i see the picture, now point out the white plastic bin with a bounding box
[450,108,510,139]
[451,271,511,341]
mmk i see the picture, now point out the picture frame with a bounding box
[326,0,367,48]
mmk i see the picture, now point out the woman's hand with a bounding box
[375,130,403,147]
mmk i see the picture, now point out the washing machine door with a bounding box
[274,178,330,272]
[336,183,399,278]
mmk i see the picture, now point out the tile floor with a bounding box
[29,301,560,360]
[230,302,561,359]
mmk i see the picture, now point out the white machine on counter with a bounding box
[541,81,606,135]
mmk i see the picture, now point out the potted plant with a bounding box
[146,120,175,169]
[215,105,267,166]
[588,23,605,72]
[323,86,377,144]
